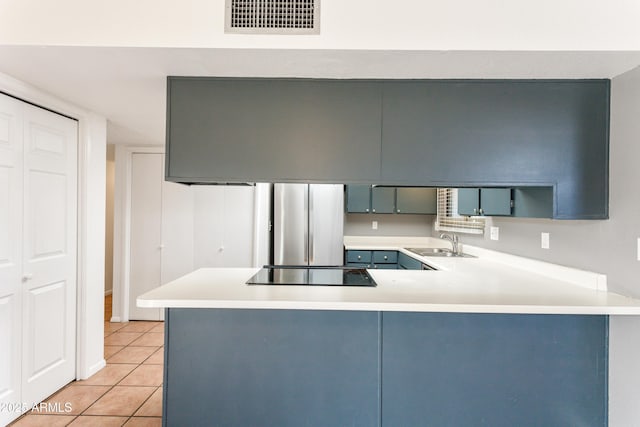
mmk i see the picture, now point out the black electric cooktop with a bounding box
[246,266,377,287]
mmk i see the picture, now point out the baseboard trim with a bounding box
[80,359,106,380]
[110,316,122,322]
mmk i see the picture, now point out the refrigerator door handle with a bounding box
[308,184,314,264]
[304,184,309,264]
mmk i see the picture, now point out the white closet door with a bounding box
[160,179,194,285]
[129,153,162,321]
[193,186,255,268]
[21,103,77,406]
[0,95,24,426]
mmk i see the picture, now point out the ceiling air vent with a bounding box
[225,0,320,34]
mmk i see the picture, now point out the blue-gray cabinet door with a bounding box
[457,188,480,216]
[165,308,380,427]
[166,78,383,183]
[395,187,437,214]
[346,185,371,213]
[379,80,609,219]
[371,186,395,213]
[381,312,607,426]
[480,188,512,216]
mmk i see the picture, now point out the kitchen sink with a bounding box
[406,248,475,258]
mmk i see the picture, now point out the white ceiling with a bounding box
[0,46,639,145]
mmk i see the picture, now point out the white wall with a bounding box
[0,0,639,50]
[345,214,433,237]
[104,144,115,295]
[609,316,640,426]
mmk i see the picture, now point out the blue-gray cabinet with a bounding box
[166,77,382,184]
[345,185,396,214]
[346,185,437,215]
[345,250,389,269]
[345,185,371,213]
[371,186,395,213]
[345,250,401,269]
[346,250,425,270]
[382,313,607,426]
[164,309,608,426]
[380,80,609,219]
[346,250,372,266]
[458,188,512,216]
[164,309,380,427]
[166,78,609,219]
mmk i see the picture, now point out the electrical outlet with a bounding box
[541,232,550,249]
[372,221,378,230]
[490,226,499,241]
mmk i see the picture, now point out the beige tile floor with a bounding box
[10,298,164,427]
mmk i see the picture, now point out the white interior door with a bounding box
[0,95,24,426]
[21,103,77,406]
[129,153,162,321]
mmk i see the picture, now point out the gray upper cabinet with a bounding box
[166,78,609,219]
[395,188,437,214]
[371,187,395,213]
[458,188,513,216]
[346,185,396,214]
[480,188,512,216]
[380,80,609,219]
[346,185,371,213]
[457,188,480,216]
[166,77,382,183]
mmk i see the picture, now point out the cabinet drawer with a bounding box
[372,251,398,264]
[346,251,372,263]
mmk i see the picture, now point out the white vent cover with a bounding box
[225,0,320,34]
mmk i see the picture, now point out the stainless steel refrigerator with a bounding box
[273,183,344,266]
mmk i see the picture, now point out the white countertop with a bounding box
[137,236,640,315]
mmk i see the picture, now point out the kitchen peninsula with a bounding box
[138,237,640,426]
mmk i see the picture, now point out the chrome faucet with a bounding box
[439,233,459,254]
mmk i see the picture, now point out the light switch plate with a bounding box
[637,238,640,261]
[490,226,499,241]
[372,221,378,230]
[541,232,550,249]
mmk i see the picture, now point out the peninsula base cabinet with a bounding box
[163,309,607,427]
[164,309,380,426]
